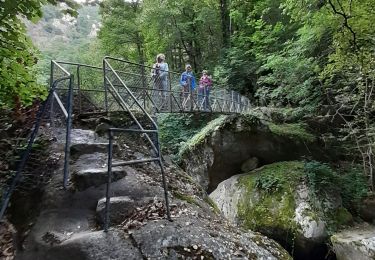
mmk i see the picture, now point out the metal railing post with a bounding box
[63,75,74,189]
[104,129,113,232]
[150,116,171,221]
[77,65,82,114]
[168,72,172,112]
[103,59,109,113]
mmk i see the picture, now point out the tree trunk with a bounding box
[219,0,230,48]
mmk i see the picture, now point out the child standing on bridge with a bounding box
[151,54,169,109]
[179,64,196,110]
[198,70,212,111]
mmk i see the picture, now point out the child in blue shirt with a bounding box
[180,64,196,93]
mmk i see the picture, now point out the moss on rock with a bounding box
[178,114,262,161]
[235,160,355,253]
[269,123,315,143]
[237,161,303,241]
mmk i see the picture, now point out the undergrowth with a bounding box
[304,161,368,218]
[158,113,220,157]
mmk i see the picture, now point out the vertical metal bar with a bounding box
[103,59,109,113]
[50,61,55,125]
[141,66,147,111]
[63,75,74,189]
[231,90,234,112]
[188,77,193,111]
[77,65,82,114]
[168,72,172,112]
[104,130,113,232]
[152,120,171,221]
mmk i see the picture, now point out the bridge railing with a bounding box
[98,58,251,114]
[50,59,251,115]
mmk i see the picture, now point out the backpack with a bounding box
[153,63,160,78]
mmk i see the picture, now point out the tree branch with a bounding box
[328,0,359,51]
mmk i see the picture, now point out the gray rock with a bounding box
[71,166,128,191]
[209,174,246,223]
[20,209,92,249]
[95,122,111,136]
[56,129,105,145]
[17,230,142,260]
[331,224,375,260]
[360,196,375,223]
[70,143,112,157]
[209,165,342,258]
[96,196,144,225]
[132,216,291,260]
[179,114,324,192]
[241,157,259,172]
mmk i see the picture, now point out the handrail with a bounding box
[52,60,71,76]
[103,57,172,230]
[0,76,71,221]
[103,58,159,129]
[51,60,74,188]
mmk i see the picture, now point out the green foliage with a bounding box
[0,0,79,108]
[304,161,341,200]
[99,0,222,71]
[339,167,368,213]
[158,113,221,157]
[99,0,144,62]
[304,161,367,217]
[254,173,284,193]
[177,115,230,161]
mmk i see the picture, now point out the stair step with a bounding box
[70,143,118,157]
[71,167,127,191]
[29,209,92,246]
[96,196,154,225]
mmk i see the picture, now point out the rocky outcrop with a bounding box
[331,224,375,260]
[210,161,351,259]
[14,125,291,260]
[179,114,326,192]
[360,195,375,223]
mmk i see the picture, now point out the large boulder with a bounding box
[210,161,351,259]
[331,224,375,260]
[179,114,327,192]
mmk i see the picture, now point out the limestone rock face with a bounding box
[179,114,325,192]
[209,174,246,223]
[209,161,346,259]
[331,224,375,260]
[293,183,327,242]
